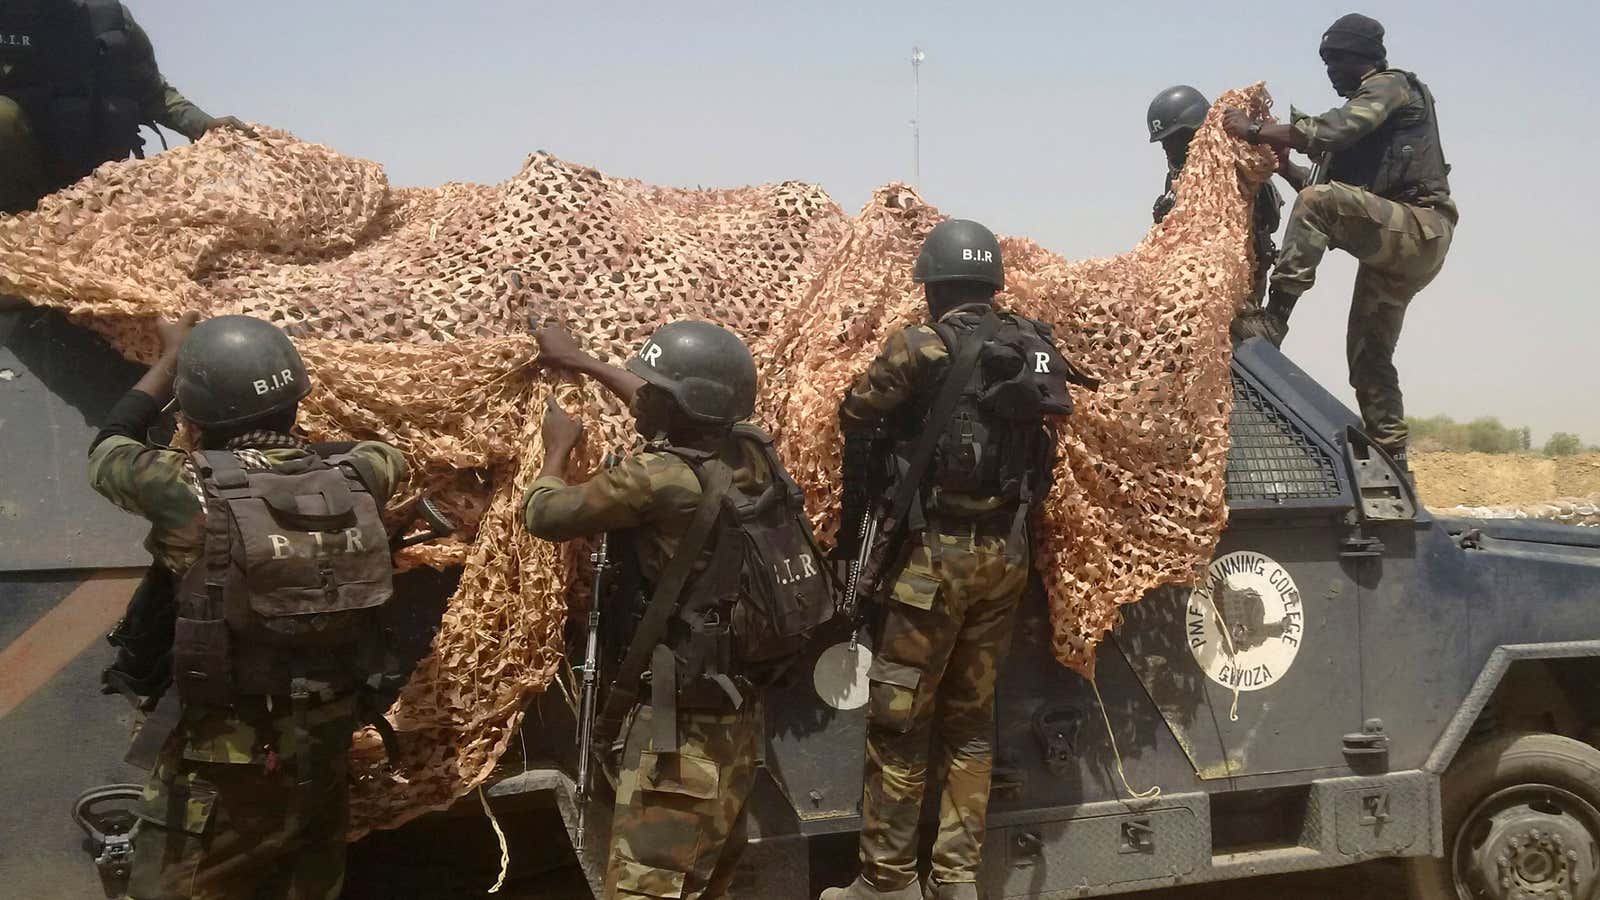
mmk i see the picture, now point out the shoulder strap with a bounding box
[188,452,235,621]
[592,457,734,750]
[329,451,379,496]
[883,310,1000,528]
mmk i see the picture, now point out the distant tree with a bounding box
[1464,418,1522,454]
[1406,414,1542,454]
[1544,432,1584,457]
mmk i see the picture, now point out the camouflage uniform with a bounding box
[839,316,1034,891]
[1272,70,1459,452]
[88,424,405,900]
[1,3,215,213]
[523,436,775,900]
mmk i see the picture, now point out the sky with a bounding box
[134,0,1600,444]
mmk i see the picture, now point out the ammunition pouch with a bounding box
[101,565,177,704]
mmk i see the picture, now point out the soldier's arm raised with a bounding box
[1288,74,1408,154]
[523,449,696,543]
[535,324,646,406]
[1225,75,1407,157]
[86,313,202,525]
[122,6,254,140]
[838,326,940,430]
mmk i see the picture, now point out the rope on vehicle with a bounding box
[478,786,510,893]
[1213,602,1243,722]
[1089,672,1162,802]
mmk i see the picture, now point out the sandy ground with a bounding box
[1412,451,1600,508]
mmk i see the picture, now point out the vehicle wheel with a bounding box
[1406,732,1600,899]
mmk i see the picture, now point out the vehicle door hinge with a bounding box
[1341,529,1385,559]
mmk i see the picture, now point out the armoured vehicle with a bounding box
[5,303,1600,900]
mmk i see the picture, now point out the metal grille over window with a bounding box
[1226,374,1342,502]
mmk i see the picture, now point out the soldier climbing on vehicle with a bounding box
[525,320,835,900]
[823,219,1096,900]
[1226,12,1457,467]
[1,0,254,214]
[1146,83,1286,336]
[86,313,408,899]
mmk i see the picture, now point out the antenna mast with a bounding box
[911,45,925,182]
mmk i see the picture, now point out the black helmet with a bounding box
[1146,85,1209,142]
[912,219,1004,291]
[175,316,311,428]
[624,320,757,426]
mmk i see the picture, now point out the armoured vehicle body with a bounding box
[5,305,1600,899]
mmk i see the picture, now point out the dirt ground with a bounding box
[1411,451,1600,508]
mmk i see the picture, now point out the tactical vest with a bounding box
[895,307,1088,521]
[0,0,143,180]
[1327,70,1451,205]
[171,449,400,708]
[649,426,836,703]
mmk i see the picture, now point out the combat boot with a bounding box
[1229,307,1288,347]
[925,879,981,900]
[1390,445,1413,485]
[819,875,923,900]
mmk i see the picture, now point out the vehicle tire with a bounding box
[1405,732,1600,899]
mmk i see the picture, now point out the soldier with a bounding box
[1146,84,1286,320]
[526,321,829,900]
[825,220,1087,900]
[88,313,406,900]
[1,0,253,214]
[1226,13,1457,464]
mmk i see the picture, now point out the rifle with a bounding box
[842,510,884,650]
[1306,151,1333,189]
[573,451,619,852]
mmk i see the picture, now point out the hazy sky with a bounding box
[134,0,1599,444]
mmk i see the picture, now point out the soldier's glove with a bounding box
[1152,192,1176,223]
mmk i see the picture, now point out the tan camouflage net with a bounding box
[0,84,1276,834]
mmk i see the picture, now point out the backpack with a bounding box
[593,428,836,754]
[921,310,1092,505]
[171,449,398,708]
[722,426,837,667]
[667,426,837,675]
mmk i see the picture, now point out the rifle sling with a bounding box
[593,458,733,752]
[124,690,182,770]
[882,309,1001,530]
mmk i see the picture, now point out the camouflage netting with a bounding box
[0,85,1276,834]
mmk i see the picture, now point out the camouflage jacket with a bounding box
[522,434,773,587]
[1291,70,1457,217]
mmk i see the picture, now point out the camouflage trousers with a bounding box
[0,96,50,214]
[856,525,1030,889]
[1270,182,1456,452]
[603,700,763,900]
[127,700,357,900]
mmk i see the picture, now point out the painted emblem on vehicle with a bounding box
[1185,551,1304,691]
